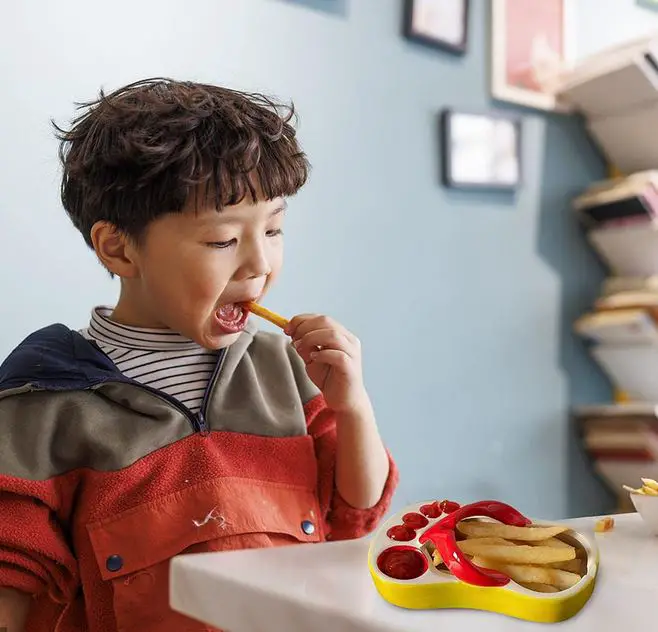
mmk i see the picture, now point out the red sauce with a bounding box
[440,500,460,513]
[419,502,442,518]
[402,512,429,529]
[377,546,428,580]
[386,525,416,541]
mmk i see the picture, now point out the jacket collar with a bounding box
[0,320,258,396]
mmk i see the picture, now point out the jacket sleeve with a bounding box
[304,394,398,541]
[0,472,79,602]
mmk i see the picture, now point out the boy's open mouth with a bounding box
[215,303,250,334]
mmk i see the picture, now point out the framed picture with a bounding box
[441,109,522,191]
[403,0,469,55]
[491,0,575,111]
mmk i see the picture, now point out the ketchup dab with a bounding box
[377,546,428,580]
[402,512,429,529]
[440,500,460,513]
[386,525,416,541]
[419,502,442,518]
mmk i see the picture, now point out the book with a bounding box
[574,309,658,344]
[583,427,658,454]
[594,292,658,323]
[574,171,658,227]
[601,276,658,296]
[591,343,658,401]
[588,220,658,277]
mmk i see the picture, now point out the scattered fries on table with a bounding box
[430,519,587,594]
[594,517,615,533]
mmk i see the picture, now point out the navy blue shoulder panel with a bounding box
[0,324,123,393]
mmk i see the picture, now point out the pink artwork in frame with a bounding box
[491,0,575,111]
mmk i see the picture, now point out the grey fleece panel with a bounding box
[207,329,320,436]
[0,328,321,479]
[0,385,193,480]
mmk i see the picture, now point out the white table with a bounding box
[170,514,656,631]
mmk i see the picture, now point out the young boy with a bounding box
[0,79,397,631]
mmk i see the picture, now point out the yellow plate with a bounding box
[368,501,598,623]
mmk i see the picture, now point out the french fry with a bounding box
[457,542,575,564]
[431,537,574,566]
[642,477,658,492]
[594,517,615,533]
[527,537,573,549]
[471,556,581,591]
[246,302,289,330]
[529,537,587,559]
[432,547,471,566]
[623,478,658,496]
[547,559,584,574]
[520,582,560,593]
[430,518,588,593]
[457,521,567,542]
[431,549,470,567]
[459,536,514,546]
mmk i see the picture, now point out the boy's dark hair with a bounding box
[54,78,310,247]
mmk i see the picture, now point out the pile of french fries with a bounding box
[431,520,586,594]
[623,477,658,496]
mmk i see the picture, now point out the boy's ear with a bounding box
[90,221,140,278]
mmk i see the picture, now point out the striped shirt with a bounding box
[81,307,222,414]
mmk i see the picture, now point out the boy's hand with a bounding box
[286,314,368,414]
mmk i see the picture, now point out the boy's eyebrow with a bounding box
[271,200,288,216]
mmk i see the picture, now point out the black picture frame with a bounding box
[440,108,522,191]
[403,0,469,55]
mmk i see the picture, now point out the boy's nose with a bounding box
[243,245,272,280]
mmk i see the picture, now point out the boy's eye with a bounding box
[208,239,237,249]
[207,230,281,248]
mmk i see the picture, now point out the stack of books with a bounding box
[574,172,658,401]
[573,172,658,501]
[575,277,658,402]
[574,171,658,277]
[574,404,658,510]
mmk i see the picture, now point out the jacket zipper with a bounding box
[125,381,204,432]
[196,348,227,434]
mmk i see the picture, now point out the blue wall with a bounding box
[0,0,612,517]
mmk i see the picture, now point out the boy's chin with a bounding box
[195,329,242,351]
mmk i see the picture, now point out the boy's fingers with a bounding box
[289,315,352,342]
[308,349,351,371]
[285,313,319,337]
[294,329,354,357]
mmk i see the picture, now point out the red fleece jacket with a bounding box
[0,395,397,631]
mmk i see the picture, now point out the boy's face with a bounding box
[112,195,285,349]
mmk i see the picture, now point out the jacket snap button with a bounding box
[106,554,124,572]
[301,520,315,535]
